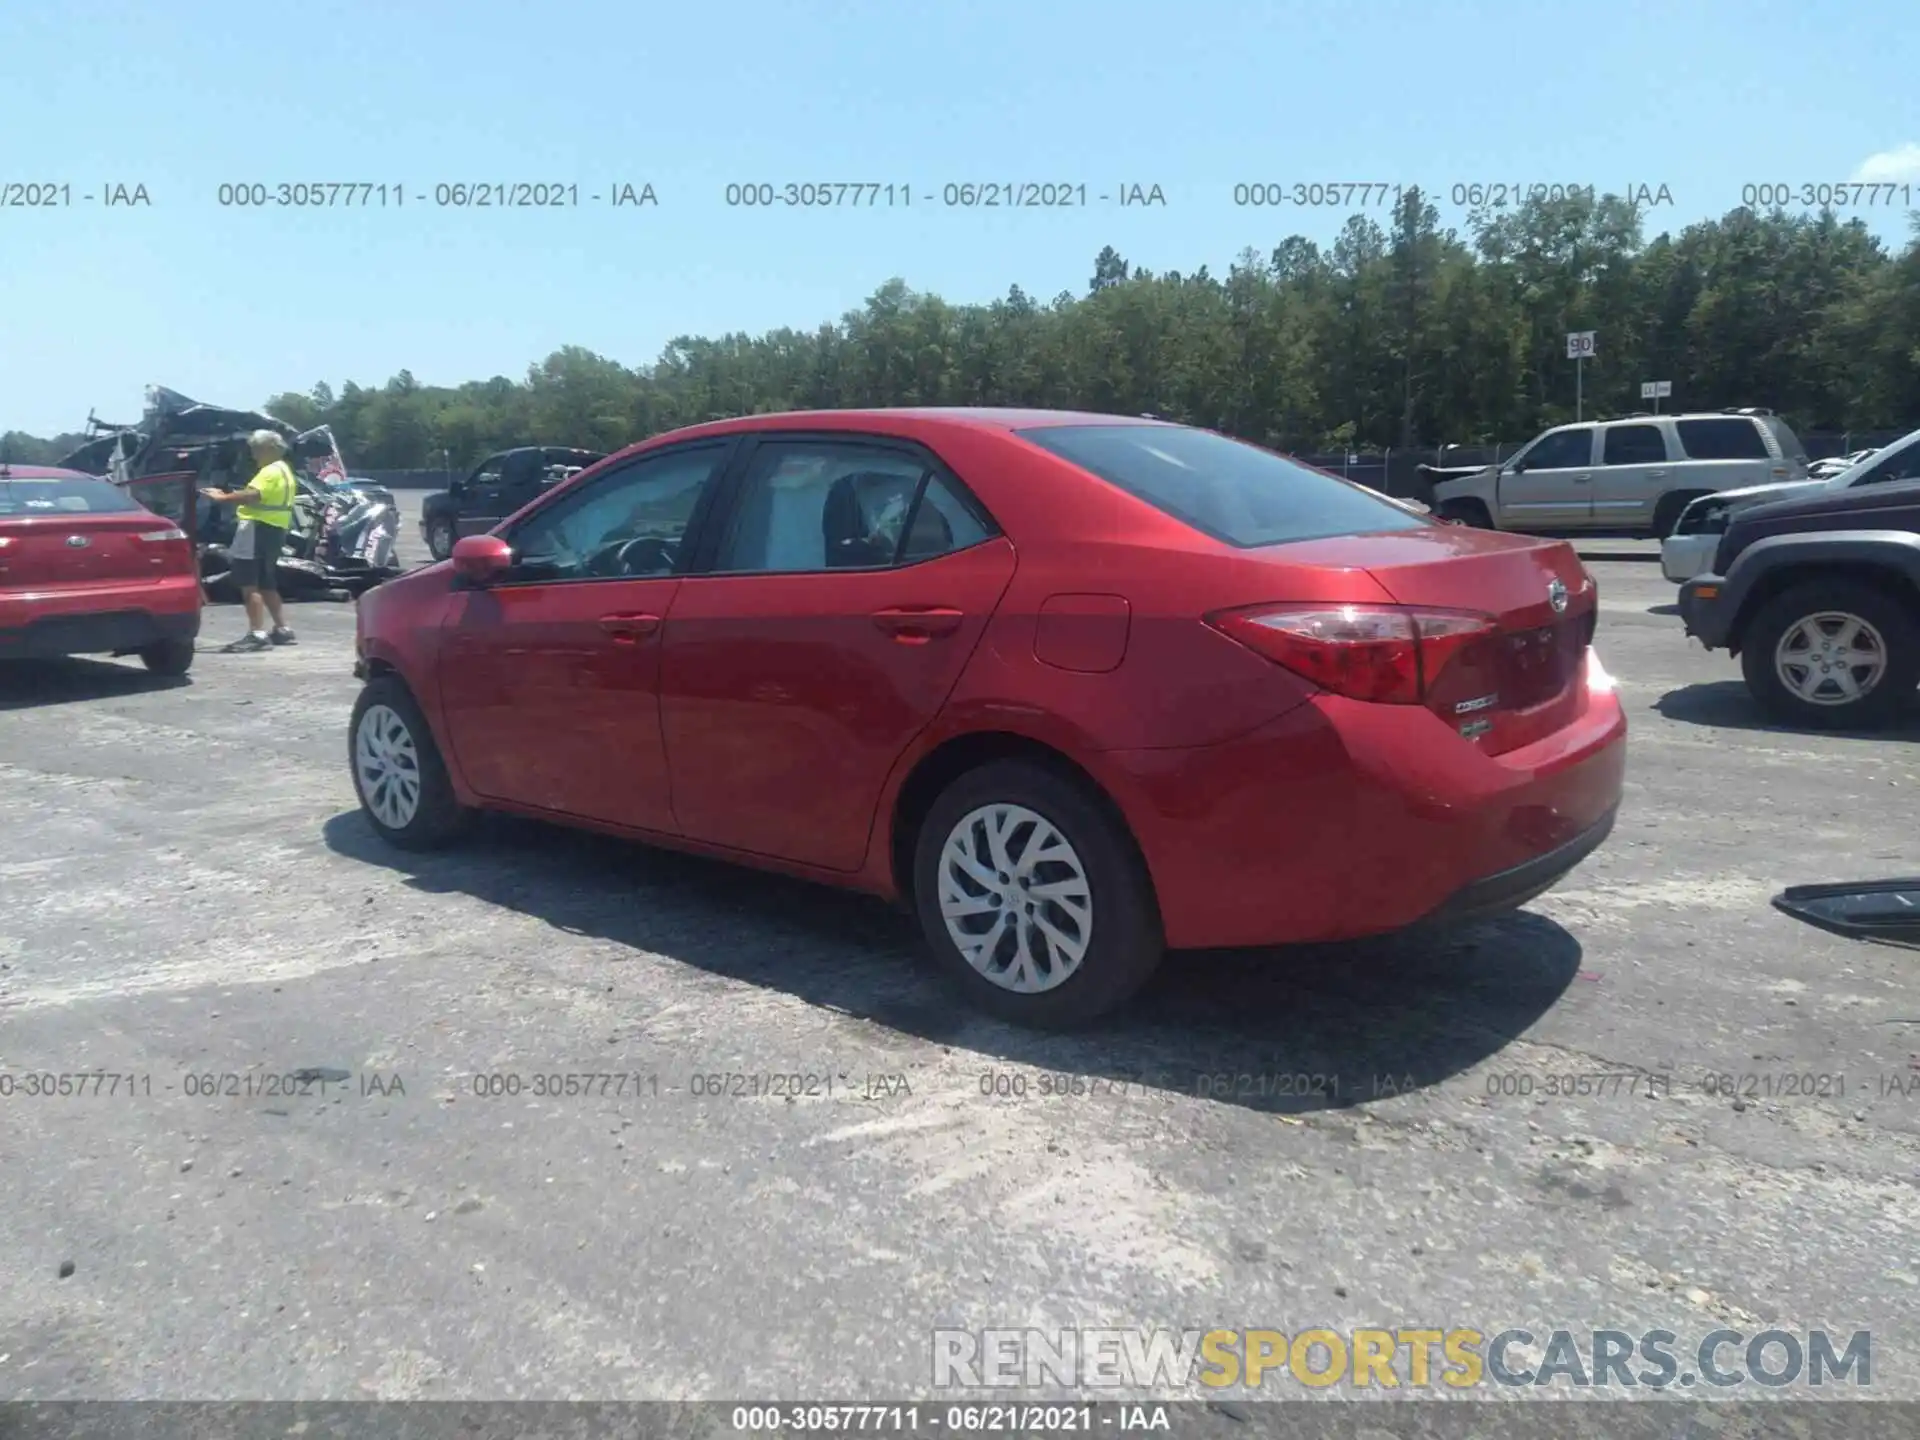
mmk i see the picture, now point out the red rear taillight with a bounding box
[1206,603,1496,704]
[137,527,189,543]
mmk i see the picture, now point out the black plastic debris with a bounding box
[1773,878,1920,949]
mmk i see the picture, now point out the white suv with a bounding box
[1431,410,1810,538]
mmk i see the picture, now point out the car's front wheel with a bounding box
[911,760,1164,1029]
[425,517,456,562]
[349,676,475,849]
[1740,579,1920,730]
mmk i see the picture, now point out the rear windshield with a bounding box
[1016,424,1428,548]
[1760,416,1806,459]
[1675,418,1769,460]
[0,475,144,516]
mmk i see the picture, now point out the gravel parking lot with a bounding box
[3,497,1919,1402]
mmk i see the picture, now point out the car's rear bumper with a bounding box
[1660,532,1718,584]
[1422,806,1617,926]
[0,606,200,659]
[0,577,201,659]
[1101,653,1627,950]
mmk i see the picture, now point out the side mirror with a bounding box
[1508,458,1527,474]
[451,534,513,585]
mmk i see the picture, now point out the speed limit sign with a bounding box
[1566,331,1597,359]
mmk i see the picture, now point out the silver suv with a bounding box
[1431,410,1810,538]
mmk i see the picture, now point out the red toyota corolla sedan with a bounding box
[0,465,201,674]
[350,410,1626,1027]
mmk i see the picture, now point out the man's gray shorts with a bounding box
[229,520,287,593]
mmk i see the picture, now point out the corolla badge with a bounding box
[66,535,90,548]
[1547,577,1568,613]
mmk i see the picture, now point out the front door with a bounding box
[660,437,1015,871]
[437,441,734,832]
[1590,421,1675,528]
[1499,426,1597,527]
[454,456,507,539]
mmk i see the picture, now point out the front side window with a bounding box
[1521,429,1595,469]
[507,445,727,582]
[714,442,993,573]
[1676,418,1768,460]
[460,458,503,496]
[1602,424,1668,465]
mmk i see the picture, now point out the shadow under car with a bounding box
[322,809,1584,1117]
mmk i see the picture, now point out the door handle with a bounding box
[871,606,964,643]
[1648,469,1669,478]
[1572,472,1592,483]
[599,612,662,643]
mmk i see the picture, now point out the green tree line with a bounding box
[8,189,1919,470]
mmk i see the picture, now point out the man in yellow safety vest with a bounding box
[202,429,299,653]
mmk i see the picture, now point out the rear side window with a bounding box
[1676,418,1768,460]
[1602,424,1668,464]
[1015,425,1426,548]
[0,476,143,516]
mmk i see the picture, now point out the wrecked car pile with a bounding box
[60,386,401,601]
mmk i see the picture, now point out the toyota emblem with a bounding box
[66,535,90,548]
[1547,578,1568,613]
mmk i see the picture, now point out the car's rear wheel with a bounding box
[1436,498,1492,528]
[349,676,474,849]
[425,517,456,562]
[139,639,195,676]
[1740,580,1920,730]
[911,760,1163,1029]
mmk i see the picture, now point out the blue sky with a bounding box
[2,0,1916,437]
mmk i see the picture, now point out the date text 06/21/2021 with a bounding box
[0,1070,918,1102]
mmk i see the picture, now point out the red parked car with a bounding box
[0,465,201,675]
[351,410,1626,1027]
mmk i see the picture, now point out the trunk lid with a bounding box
[1268,527,1596,754]
[0,476,191,592]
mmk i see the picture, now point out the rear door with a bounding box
[1498,427,1596,527]
[659,435,1015,871]
[1590,420,1675,527]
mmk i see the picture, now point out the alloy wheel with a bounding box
[936,803,1093,993]
[1774,611,1888,708]
[355,703,423,829]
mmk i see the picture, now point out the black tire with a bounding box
[348,675,475,849]
[1649,490,1708,541]
[1436,498,1493,528]
[139,639,195,676]
[425,516,456,562]
[1739,579,1920,731]
[911,759,1164,1029]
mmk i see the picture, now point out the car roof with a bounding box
[0,464,99,480]
[631,407,1171,447]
